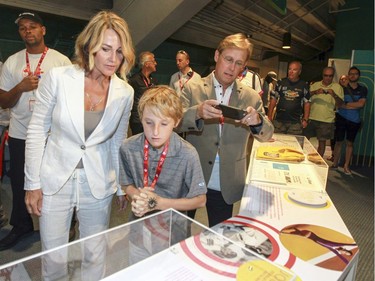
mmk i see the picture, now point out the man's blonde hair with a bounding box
[217,33,253,63]
[74,10,135,79]
[138,86,183,125]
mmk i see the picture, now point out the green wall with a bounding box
[333,0,374,59]
[150,40,215,85]
[333,0,374,166]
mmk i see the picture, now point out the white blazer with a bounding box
[25,65,134,199]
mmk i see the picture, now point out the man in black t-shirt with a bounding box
[128,52,158,135]
[267,61,310,135]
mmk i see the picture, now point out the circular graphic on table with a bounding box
[288,190,327,207]
[280,224,358,271]
[178,216,296,279]
[236,260,302,281]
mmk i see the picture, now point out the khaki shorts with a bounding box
[273,120,303,135]
[303,120,334,140]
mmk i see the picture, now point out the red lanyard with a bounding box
[24,47,48,77]
[143,139,169,189]
[178,72,193,91]
[142,75,153,88]
[237,68,247,81]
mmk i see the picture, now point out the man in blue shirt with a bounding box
[332,66,367,175]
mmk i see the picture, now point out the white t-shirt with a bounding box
[0,61,10,127]
[169,68,201,96]
[239,70,262,95]
[0,49,71,139]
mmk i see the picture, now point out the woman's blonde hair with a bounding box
[217,33,253,64]
[74,10,135,79]
[138,86,183,125]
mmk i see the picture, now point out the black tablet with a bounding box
[215,104,247,120]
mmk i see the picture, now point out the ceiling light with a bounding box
[282,32,291,49]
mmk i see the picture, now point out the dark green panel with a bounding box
[333,0,374,59]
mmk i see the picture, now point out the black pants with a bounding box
[8,137,33,230]
[206,189,233,227]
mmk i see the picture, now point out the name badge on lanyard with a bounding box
[29,97,36,112]
[24,47,48,112]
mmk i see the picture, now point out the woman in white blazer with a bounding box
[24,11,135,280]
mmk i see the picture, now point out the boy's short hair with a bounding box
[138,85,183,124]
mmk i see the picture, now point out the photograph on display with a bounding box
[279,224,358,271]
[256,147,305,163]
[209,223,273,259]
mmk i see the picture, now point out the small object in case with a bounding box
[214,104,247,120]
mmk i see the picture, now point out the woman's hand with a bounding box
[116,195,127,211]
[25,189,43,217]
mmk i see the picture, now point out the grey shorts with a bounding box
[303,119,334,140]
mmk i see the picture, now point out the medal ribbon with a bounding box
[143,139,169,189]
[25,47,48,77]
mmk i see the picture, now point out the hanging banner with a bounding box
[267,0,287,15]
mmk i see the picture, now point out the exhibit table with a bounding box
[0,135,358,280]
[231,134,359,281]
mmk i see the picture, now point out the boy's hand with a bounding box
[131,187,160,217]
[131,192,149,217]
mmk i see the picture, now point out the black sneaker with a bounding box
[0,214,8,229]
[0,226,34,251]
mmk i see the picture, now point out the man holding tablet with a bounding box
[179,33,274,227]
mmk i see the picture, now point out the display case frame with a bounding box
[0,209,296,280]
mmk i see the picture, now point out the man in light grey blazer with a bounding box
[179,33,274,227]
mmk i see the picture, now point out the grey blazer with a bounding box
[179,73,274,204]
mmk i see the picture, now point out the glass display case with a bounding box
[0,209,297,280]
[247,134,328,191]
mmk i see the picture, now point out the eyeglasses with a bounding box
[323,74,334,77]
[348,72,359,76]
[220,54,245,68]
